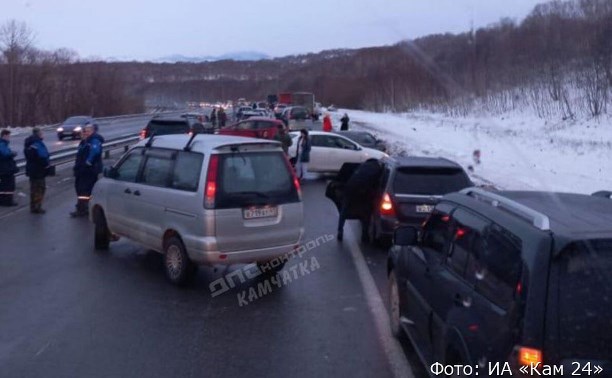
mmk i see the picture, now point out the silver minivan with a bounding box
[89,134,304,285]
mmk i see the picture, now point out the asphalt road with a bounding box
[8,111,188,160]
[0,166,428,378]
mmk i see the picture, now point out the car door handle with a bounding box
[124,188,132,194]
[133,190,141,196]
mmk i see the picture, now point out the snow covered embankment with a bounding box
[334,110,612,194]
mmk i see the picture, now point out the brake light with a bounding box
[455,228,467,239]
[139,129,146,139]
[380,193,395,216]
[283,155,302,200]
[205,155,219,208]
[518,347,543,367]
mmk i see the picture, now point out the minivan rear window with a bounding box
[393,167,471,195]
[216,152,299,209]
[554,239,612,360]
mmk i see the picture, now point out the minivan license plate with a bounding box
[416,204,434,213]
[243,206,278,219]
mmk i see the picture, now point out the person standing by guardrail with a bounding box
[24,128,51,214]
[0,129,19,207]
[70,124,104,218]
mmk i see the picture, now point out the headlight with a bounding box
[57,127,64,132]
[74,126,82,132]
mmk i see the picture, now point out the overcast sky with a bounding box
[1,0,547,60]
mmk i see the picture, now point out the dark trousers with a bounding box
[0,174,16,206]
[337,197,370,240]
[74,173,98,214]
[29,178,46,211]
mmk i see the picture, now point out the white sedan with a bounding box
[288,131,388,173]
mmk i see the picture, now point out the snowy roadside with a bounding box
[330,109,612,194]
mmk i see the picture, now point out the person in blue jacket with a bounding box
[0,129,19,207]
[24,127,51,214]
[70,123,104,217]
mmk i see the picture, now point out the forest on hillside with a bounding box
[1,0,610,126]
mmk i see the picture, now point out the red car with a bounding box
[217,117,283,140]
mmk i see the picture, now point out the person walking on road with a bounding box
[337,158,384,242]
[274,124,293,155]
[295,129,311,181]
[70,124,104,218]
[340,113,350,131]
[24,127,50,214]
[323,113,332,132]
[0,129,19,207]
[210,108,217,129]
[218,107,227,128]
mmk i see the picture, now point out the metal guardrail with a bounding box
[15,135,140,177]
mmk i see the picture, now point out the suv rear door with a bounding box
[391,167,472,225]
[545,239,612,368]
[146,119,190,137]
[212,147,302,253]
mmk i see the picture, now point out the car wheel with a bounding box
[257,260,286,275]
[93,210,110,251]
[389,270,406,339]
[58,135,63,141]
[164,236,196,285]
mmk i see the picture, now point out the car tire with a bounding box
[57,135,63,141]
[389,270,406,339]
[93,210,110,251]
[257,260,286,275]
[164,236,196,286]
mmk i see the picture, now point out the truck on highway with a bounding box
[278,92,292,105]
[292,92,317,120]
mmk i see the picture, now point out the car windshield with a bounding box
[393,167,471,195]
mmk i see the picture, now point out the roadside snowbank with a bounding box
[332,109,612,194]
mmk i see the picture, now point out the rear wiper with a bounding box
[233,191,269,198]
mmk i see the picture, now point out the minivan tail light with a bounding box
[283,155,301,200]
[139,129,146,140]
[518,347,543,367]
[380,193,395,216]
[205,155,219,209]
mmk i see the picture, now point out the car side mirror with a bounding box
[393,227,418,246]
[104,166,118,179]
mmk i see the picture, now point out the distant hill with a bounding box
[154,51,271,63]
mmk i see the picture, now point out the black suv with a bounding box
[139,117,211,139]
[388,188,612,375]
[327,157,472,245]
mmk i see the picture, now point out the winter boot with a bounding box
[70,200,89,218]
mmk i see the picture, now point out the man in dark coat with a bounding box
[24,127,50,213]
[0,129,19,207]
[273,124,292,154]
[218,107,227,127]
[210,108,217,128]
[340,113,350,131]
[337,158,383,241]
[70,123,104,217]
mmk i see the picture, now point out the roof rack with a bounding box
[460,187,551,231]
[592,191,612,198]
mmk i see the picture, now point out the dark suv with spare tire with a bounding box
[388,188,612,376]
